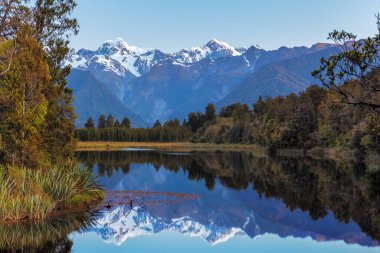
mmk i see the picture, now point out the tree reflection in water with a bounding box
[0,212,98,253]
[76,150,380,243]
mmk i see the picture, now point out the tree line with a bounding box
[76,81,379,155]
[75,114,193,142]
[77,79,379,155]
[192,85,379,153]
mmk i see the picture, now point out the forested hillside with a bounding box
[76,82,379,155]
[76,29,380,157]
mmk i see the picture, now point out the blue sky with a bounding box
[71,0,380,52]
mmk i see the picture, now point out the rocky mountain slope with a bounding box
[67,69,147,127]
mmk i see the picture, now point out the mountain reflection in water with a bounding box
[76,150,380,247]
[1,150,380,252]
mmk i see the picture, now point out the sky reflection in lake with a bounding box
[69,150,380,253]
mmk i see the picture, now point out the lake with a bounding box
[1,149,380,252]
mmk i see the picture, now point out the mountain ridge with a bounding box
[65,38,340,126]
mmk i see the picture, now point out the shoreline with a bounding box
[77,142,380,168]
[76,142,269,155]
[2,143,375,225]
[0,196,104,225]
[0,206,93,226]
[76,141,357,161]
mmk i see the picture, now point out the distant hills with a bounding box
[65,38,341,127]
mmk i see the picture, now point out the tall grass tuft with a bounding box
[0,162,103,222]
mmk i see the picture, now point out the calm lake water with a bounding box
[1,150,380,252]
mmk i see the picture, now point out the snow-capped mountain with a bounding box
[89,201,376,248]
[89,206,256,246]
[173,39,243,64]
[65,38,162,77]
[65,38,245,78]
[65,38,172,77]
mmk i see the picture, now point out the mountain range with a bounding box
[90,204,375,247]
[65,38,341,127]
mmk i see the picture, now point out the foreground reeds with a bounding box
[0,161,104,223]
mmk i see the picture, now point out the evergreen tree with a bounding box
[84,117,94,128]
[0,0,79,165]
[0,26,50,166]
[33,0,79,88]
[0,38,15,76]
[121,117,131,128]
[98,115,106,129]
[114,120,121,128]
[106,114,114,128]
[187,112,201,132]
[33,0,79,163]
[205,103,216,122]
[154,120,162,128]
[253,96,266,116]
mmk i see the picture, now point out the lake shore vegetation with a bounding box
[0,0,103,222]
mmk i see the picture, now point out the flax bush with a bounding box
[0,162,102,222]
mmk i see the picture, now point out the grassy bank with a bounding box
[76,141,373,163]
[76,141,269,154]
[0,161,104,223]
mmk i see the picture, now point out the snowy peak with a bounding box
[172,39,242,64]
[204,39,241,57]
[65,38,171,77]
[65,38,247,77]
[202,39,242,60]
[96,38,147,56]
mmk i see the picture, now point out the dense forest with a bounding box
[77,85,379,155]
[76,29,380,157]
[75,115,193,142]
[76,86,379,153]
[0,0,78,167]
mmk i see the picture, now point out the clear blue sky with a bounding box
[70,0,380,52]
